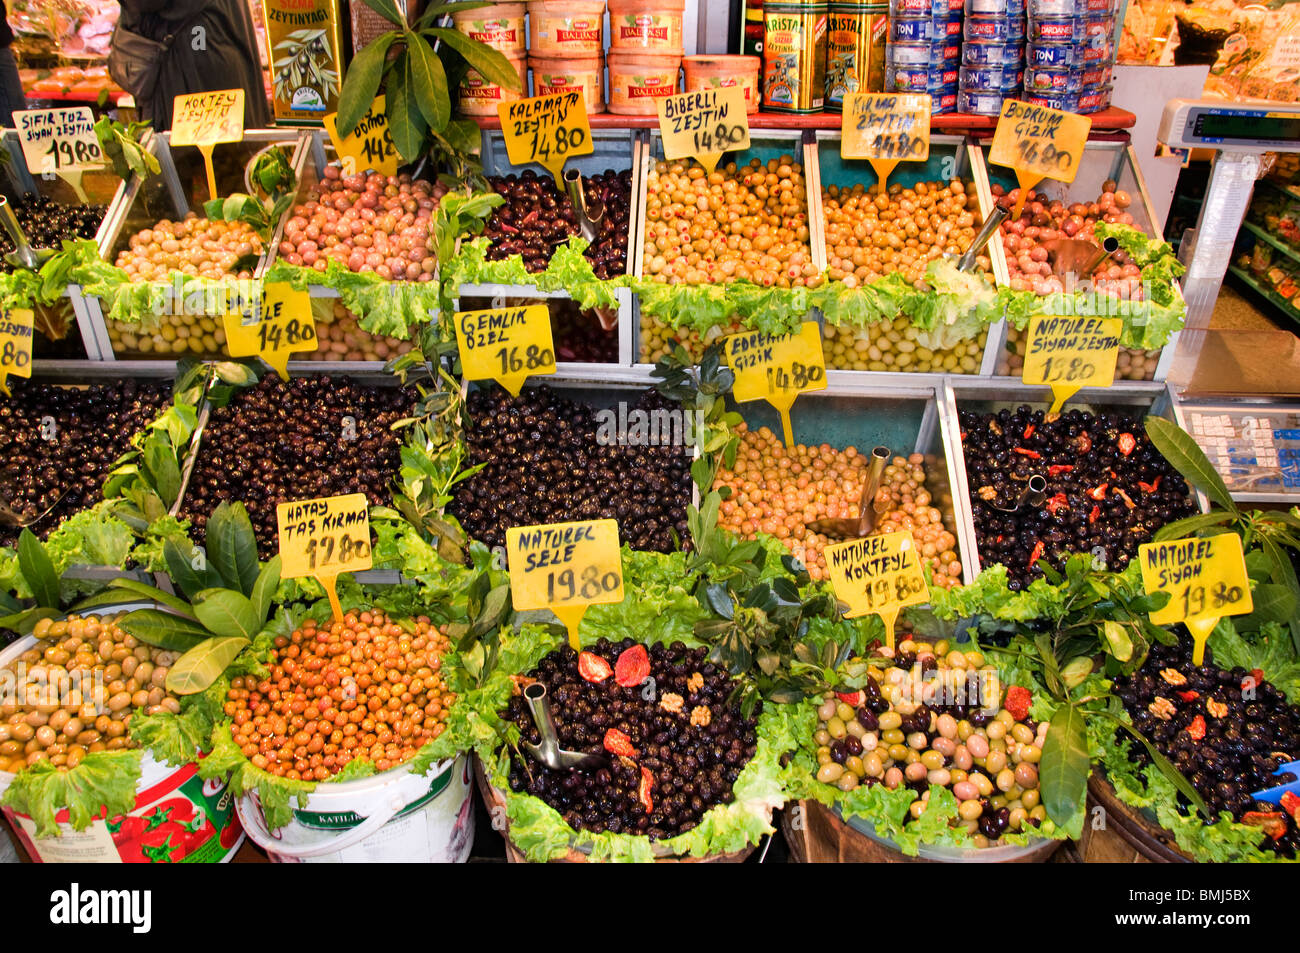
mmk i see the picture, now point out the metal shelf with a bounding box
[1242,221,1300,267]
[1227,265,1300,326]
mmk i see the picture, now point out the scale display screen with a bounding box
[1160,100,1300,152]
[1192,110,1300,146]
[1181,407,1300,502]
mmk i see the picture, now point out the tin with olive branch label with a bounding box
[262,0,347,126]
[826,1,889,110]
[764,0,829,113]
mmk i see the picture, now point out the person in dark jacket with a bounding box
[0,2,28,127]
[115,0,270,130]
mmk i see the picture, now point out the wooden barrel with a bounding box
[1076,775,1192,863]
[473,755,755,863]
[780,798,1063,863]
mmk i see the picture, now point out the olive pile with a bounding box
[822,318,988,374]
[959,406,1195,587]
[0,379,170,547]
[224,610,454,780]
[305,300,413,363]
[449,386,691,552]
[812,638,1048,847]
[503,639,758,839]
[115,216,264,282]
[180,376,414,556]
[0,614,183,774]
[713,426,962,588]
[483,169,632,280]
[0,195,105,273]
[1114,635,1300,857]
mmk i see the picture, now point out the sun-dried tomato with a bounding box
[1028,540,1045,568]
[1012,447,1042,459]
[1186,715,1206,741]
[1117,433,1136,456]
[1047,464,1074,476]
[1045,493,1069,515]
[1087,483,1109,500]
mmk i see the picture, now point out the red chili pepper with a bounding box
[578,651,613,683]
[960,430,967,440]
[498,223,518,234]
[1004,686,1033,721]
[1023,424,1035,439]
[1137,476,1162,494]
[1045,492,1069,515]
[1176,690,1199,702]
[1028,540,1045,568]
[1087,483,1109,500]
[603,728,638,758]
[1075,433,1092,453]
[638,767,655,814]
[1012,447,1041,459]
[1047,464,1074,476]
[1252,668,1265,685]
[1117,432,1136,456]
[521,210,539,225]
[1186,715,1206,741]
[995,535,1004,543]
[836,690,865,707]
[1281,791,1300,822]
[1088,505,1100,524]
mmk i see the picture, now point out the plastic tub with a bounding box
[683,55,762,111]
[531,54,606,113]
[459,53,528,115]
[452,2,527,53]
[527,0,606,55]
[607,50,681,114]
[607,0,685,53]
[236,754,475,863]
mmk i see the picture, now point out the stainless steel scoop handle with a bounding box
[524,681,563,757]
[957,205,1009,272]
[564,167,605,243]
[0,196,39,269]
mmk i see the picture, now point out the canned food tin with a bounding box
[890,0,962,16]
[965,0,1024,14]
[1084,14,1115,43]
[889,15,963,41]
[1024,65,1078,93]
[959,64,1023,90]
[764,0,829,112]
[1083,37,1111,61]
[886,40,961,65]
[964,15,1026,42]
[931,88,958,112]
[1027,0,1111,13]
[1023,83,1109,112]
[1080,63,1111,87]
[963,40,1025,65]
[1026,15,1083,43]
[886,64,959,89]
[1025,41,1081,66]
[826,1,890,108]
[957,88,1007,114]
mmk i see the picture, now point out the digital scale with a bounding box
[1172,403,1300,504]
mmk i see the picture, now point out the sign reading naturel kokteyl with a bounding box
[989,100,1091,219]
[823,530,930,649]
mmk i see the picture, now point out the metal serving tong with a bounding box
[987,474,1048,514]
[522,681,608,771]
[564,167,605,243]
[1043,235,1120,281]
[0,196,55,271]
[953,205,1009,273]
[806,446,892,540]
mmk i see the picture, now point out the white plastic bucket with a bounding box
[0,627,244,863]
[236,754,475,863]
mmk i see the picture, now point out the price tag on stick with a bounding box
[725,321,827,447]
[840,93,931,195]
[170,89,245,202]
[1021,315,1120,413]
[453,304,557,396]
[989,100,1091,219]
[824,531,930,650]
[277,493,374,622]
[222,281,317,380]
[0,308,34,397]
[655,86,751,175]
[1138,533,1253,666]
[324,96,399,177]
[498,91,594,188]
[14,107,104,202]
[506,519,625,650]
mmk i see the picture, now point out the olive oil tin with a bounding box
[263,0,348,126]
[764,1,829,113]
[825,1,888,110]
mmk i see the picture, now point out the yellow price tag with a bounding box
[498,91,594,188]
[655,86,751,175]
[277,493,374,622]
[453,304,557,396]
[840,93,931,195]
[1021,316,1120,413]
[222,281,317,380]
[824,531,930,650]
[1138,533,1253,666]
[0,308,34,397]
[725,321,827,447]
[14,107,104,184]
[169,88,245,203]
[989,100,1092,218]
[506,519,625,650]
[324,96,399,177]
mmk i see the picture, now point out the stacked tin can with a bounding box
[957,0,1024,115]
[1023,0,1117,113]
[884,0,963,114]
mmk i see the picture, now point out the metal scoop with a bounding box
[0,492,65,529]
[0,196,55,271]
[951,205,1009,273]
[987,474,1048,513]
[522,681,608,771]
[563,167,605,243]
[1044,235,1120,281]
[806,446,892,540]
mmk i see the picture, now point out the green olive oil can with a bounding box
[262,0,348,126]
[763,1,828,113]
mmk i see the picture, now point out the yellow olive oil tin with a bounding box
[763,1,828,113]
[825,1,888,110]
[262,0,348,126]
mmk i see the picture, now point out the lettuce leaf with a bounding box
[0,751,143,838]
[1208,619,1300,703]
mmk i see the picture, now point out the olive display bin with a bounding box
[940,378,1202,577]
[809,133,1001,380]
[1076,775,1192,863]
[972,140,1180,384]
[83,129,308,364]
[0,128,137,362]
[458,129,645,374]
